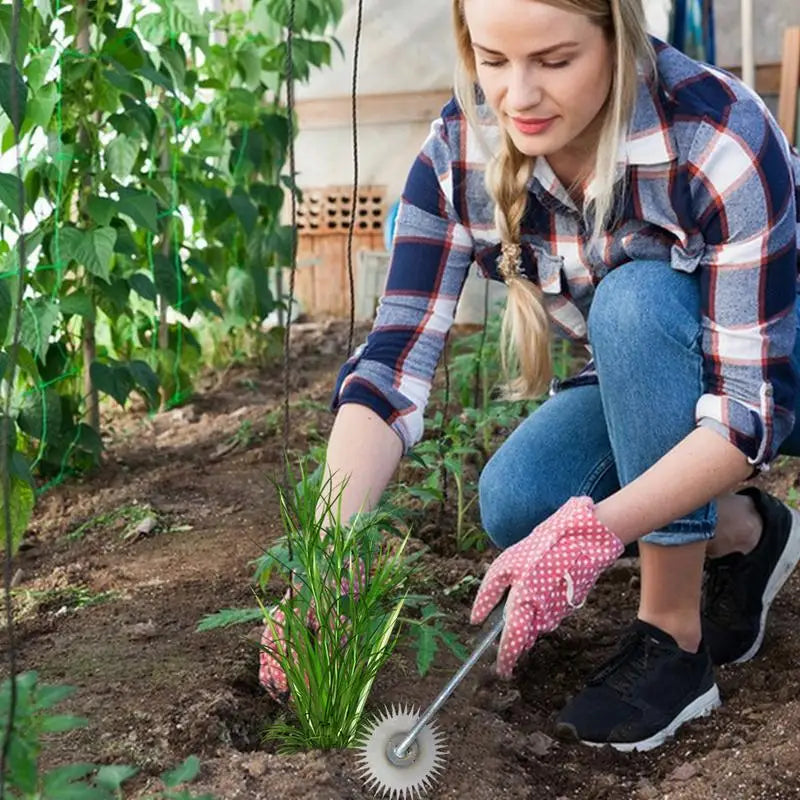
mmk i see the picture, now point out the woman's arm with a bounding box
[322,403,403,522]
[593,427,752,545]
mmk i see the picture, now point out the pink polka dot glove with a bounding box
[259,562,366,702]
[470,496,624,678]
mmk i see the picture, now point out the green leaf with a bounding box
[89,228,119,280]
[0,5,30,68]
[20,297,59,362]
[0,276,11,342]
[95,764,139,790]
[75,423,103,457]
[153,253,180,306]
[250,182,283,216]
[161,755,201,788]
[0,476,34,556]
[136,12,167,46]
[118,188,158,232]
[41,762,96,792]
[435,628,470,661]
[106,133,141,179]
[60,291,96,321]
[172,0,208,36]
[196,607,263,631]
[226,266,255,319]
[60,227,117,281]
[28,81,58,127]
[25,46,56,92]
[102,67,146,102]
[31,681,76,710]
[10,450,34,489]
[129,272,157,301]
[0,62,28,133]
[158,42,186,91]
[137,64,173,92]
[88,196,116,226]
[8,736,40,794]
[101,28,146,71]
[90,361,135,407]
[414,624,437,676]
[127,359,160,408]
[40,714,89,733]
[18,387,62,441]
[95,277,130,317]
[229,188,257,233]
[0,173,24,219]
[94,71,121,114]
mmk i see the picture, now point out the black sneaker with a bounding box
[554,620,720,752]
[702,488,800,666]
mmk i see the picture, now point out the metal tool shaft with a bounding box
[393,611,505,759]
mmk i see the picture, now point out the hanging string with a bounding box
[438,334,451,526]
[1,0,27,791]
[473,279,490,409]
[345,0,364,358]
[280,0,298,599]
[281,0,298,470]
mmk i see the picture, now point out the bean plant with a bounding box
[0,0,343,552]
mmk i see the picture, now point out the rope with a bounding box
[438,335,451,524]
[474,279,490,408]
[282,0,298,580]
[345,0,364,358]
[1,0,27,790]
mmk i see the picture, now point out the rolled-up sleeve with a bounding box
[331,105,476,452]
[688,101,798,468]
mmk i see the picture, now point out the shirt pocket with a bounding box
[670,240,705,274]
[531,245,565,295]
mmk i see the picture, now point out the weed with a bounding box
[3,585,120,626]
[229,420,257,448]
[67,503,160,542]
[259,464,412,752]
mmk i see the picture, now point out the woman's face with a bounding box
[463,0,614,165]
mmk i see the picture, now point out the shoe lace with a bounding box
[703,556,749,626]
[587,629,661,698]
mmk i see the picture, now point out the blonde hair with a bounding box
[452,0,655,398]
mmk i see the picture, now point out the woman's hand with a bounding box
[470,496,624,678]
[259,562,366,702]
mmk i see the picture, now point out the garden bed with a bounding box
[8,320,800,800]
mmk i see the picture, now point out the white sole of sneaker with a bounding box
[581,683,722,753]
[733,506,800,665]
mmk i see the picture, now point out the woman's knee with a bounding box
[478,452,554,550]
[588,261,701,354]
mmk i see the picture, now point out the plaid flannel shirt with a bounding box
[333,40,800,470]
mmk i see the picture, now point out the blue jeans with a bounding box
[479,260,800,549]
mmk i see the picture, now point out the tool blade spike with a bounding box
[356,704,447,799]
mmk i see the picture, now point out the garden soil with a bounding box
[4,320,800,800]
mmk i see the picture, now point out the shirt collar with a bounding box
[528,71,677,208]
[622,72,677,166]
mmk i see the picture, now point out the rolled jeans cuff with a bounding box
[640,501,717,546]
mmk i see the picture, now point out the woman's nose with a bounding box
[506,64,543,112]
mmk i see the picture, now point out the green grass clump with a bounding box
[261,466,412,752]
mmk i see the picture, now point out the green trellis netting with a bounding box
[0,0,344,556]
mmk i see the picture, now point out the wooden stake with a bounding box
[778,27,800,143]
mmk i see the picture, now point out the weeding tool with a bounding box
[356,599,507,799]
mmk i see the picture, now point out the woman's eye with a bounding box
[480,59,506,68]
[541,60,570,69]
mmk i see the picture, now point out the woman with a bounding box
[261,0,800,752]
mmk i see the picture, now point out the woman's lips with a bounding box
[511,116,556,135]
